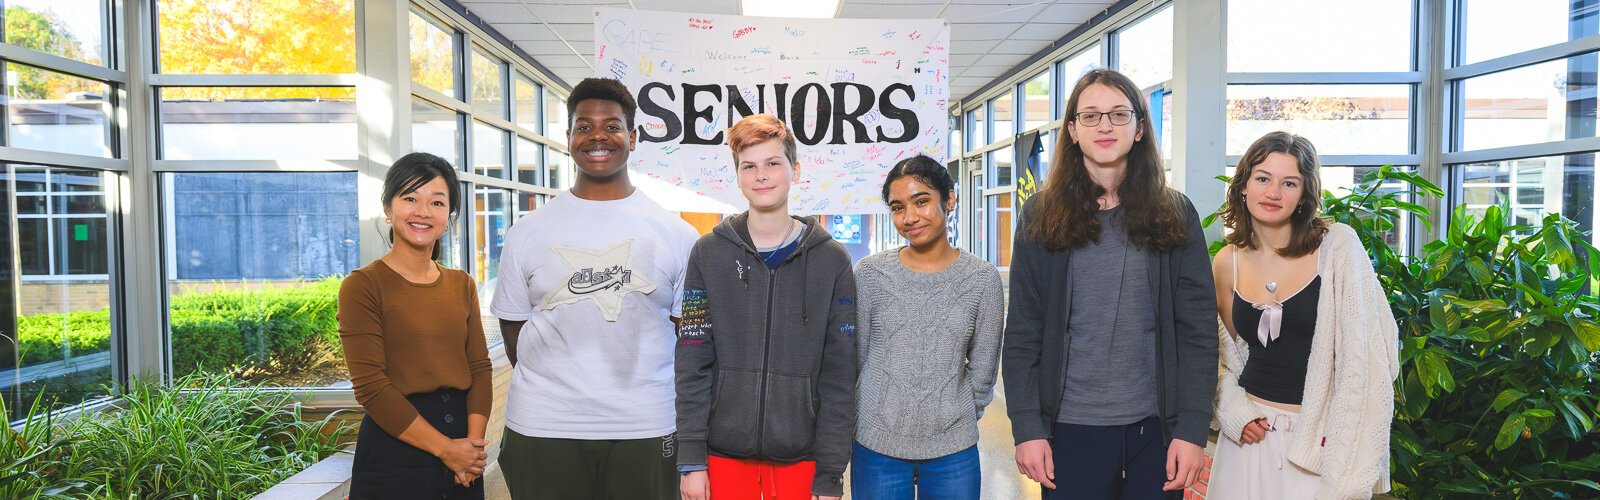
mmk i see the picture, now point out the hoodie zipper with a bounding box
[755,265,777,457]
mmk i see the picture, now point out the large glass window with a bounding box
[473,188,508,287]
[1060,45,1102,119]
[159,87,357,160]
[965,105,986,151]
[471,48,505,120]
[16,167,107,277]
[5,63,111,158]
[1227,84,1412,155]
[409,11,456,98]
[516,137,541,186]
[514,75,540,132]
[1022,71,1052,131]
[472,122,508,179]
[989,147,1014,188]
[1461,53,1598,151]
[4,0,106,66]
[545,91,567,144]
[412,98,461,167]
[1227,0,1411,72]
[1115,5,1173,91]
[163,172,357,385]
[991,92,1014,142]
[155,0,355,74]
[986,193,1014,268]
[5,165,116,420]
[1461,0,1599,65]
[546,150,570,190]
[1458,155,1595,236]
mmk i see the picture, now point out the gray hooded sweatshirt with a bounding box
[674,213,858,497]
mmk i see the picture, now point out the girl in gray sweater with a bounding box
[851,155,1005,499]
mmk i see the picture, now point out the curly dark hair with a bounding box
[566,77,638,128]
[1022,68,1188,252]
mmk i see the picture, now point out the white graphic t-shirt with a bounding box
[491,189,698,440]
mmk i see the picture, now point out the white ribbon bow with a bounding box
[1254,301,1284,346]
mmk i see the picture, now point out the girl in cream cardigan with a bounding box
[1209,132,1400,500]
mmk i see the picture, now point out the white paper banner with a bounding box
[594,8,950,214]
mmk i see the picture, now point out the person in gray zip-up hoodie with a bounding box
[675,113,858,500]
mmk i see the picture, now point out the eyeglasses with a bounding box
[1073,110,1137,127]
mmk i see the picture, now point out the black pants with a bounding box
[1045,416,1179,500]
[350,389,484,500]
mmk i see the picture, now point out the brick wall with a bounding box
[1184,438,1217,500]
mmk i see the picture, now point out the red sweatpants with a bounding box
[707,455,816,500]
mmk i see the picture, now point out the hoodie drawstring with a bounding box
[798,217,812,324]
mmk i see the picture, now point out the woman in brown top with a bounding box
[338,152,493,499]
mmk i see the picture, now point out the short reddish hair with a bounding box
[727,114,797,165]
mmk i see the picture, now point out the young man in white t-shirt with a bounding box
[491,77,698,500]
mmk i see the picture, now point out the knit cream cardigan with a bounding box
[1214,222,1401,500]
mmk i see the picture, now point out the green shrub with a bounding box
[0,374,355,499]
[15,310,112,365]
[15,277,344,380]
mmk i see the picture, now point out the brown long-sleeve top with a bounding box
[337,259,493,436]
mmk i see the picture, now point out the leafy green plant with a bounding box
[0,374,355,499]
[0,394,84,498]
[1207,166,1600,498]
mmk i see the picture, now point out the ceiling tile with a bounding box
[949,23,1020,41]
[1009,22,1075,41]
[839,2,944,18]
[1039,2,1112,23]
[940,3,1047,24]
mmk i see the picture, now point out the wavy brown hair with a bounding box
[1023,68,1187,251]
[1221,131,1328,257]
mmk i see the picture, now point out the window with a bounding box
[965,106,986,151]
[156,0,355,74]
[989,146,1014,188]
[5,63,112,158]
[4,0,107,66]
[473,188,509,287]
[471,48,505,119]
[986,193,1014,268]
[546,150,570,190]
[16,167,108,277]
[472,121,508,179]
[516,137,541,186]
[1115,5,1173,91]
[412,98,461,167]
[1461,53,1598,151]
[1022,71,1052,131]
[1228,0,1411,72]
[1227,84,1412,155]
[514,75,540,132]
[545,91,567,144]
[4,164,116,420]
[409,11,457,98]
[991,92,1014,142]
[1458,155,1595,236]
[159,87,357,160]
[1460,0,1599,65]
[163,172,358,385]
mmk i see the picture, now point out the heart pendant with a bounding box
[1265,281,1278,294]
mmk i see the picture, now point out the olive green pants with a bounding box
[498,429,678,500]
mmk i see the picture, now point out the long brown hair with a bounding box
[1023,68,1187,251]
[1221,131,1328,257]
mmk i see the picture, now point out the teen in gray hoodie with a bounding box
[675,114,858,500]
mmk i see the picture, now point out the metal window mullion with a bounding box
[1444,35,1600,80]
[146,73,358,87]
[1442,137,1600,165]
[414,85,469,113]
[150,159,362,172]
[1224,72,1422,85]
[0,147,129,172]
[0,43,127,83]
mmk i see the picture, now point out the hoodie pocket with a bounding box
[707,369,761,457]
[761,373,818,461]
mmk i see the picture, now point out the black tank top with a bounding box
[1232,275,1320,405]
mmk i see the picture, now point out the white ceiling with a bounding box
[455,0,1119,102]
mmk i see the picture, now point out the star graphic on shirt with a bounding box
[541,239,656,322]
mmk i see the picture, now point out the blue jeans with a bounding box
[850,441,980,500]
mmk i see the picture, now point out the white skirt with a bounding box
[1209,399,1324,500]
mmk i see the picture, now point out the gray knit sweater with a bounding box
[853,249,1005,460]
